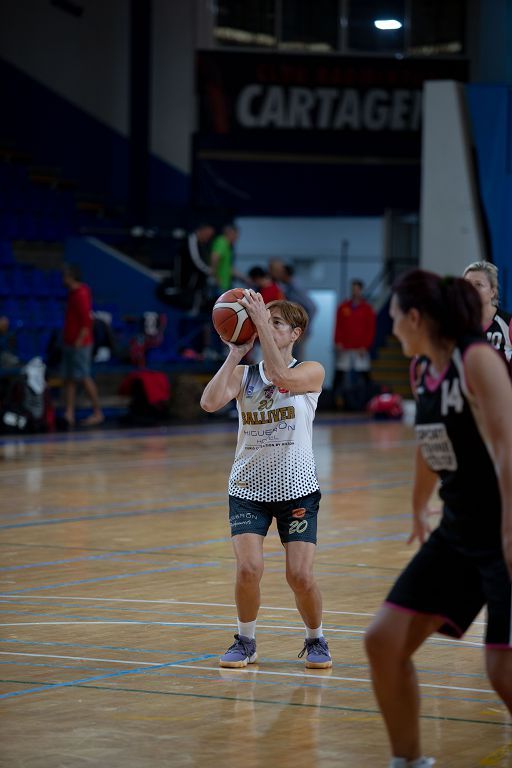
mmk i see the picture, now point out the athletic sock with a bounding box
[237,619,256,639]
[305,623,323,640]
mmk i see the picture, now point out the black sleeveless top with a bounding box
[412,335,501,554]
[485,308,512,370]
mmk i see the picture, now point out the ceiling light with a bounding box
[374,19,402,30]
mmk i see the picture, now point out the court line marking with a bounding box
[0,563,220,594]
[0,654,216,700]
[0,619,484,646]
[0,594,485,626]
[0,479,410,531]
[0,652,498,696]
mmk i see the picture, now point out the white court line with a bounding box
[0,620,484,646]
[0,651,495,695]
[0,595,487,626]
[0,595,372,617]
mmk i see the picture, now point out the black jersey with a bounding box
[485,308,512,366]
[412,335,501,554]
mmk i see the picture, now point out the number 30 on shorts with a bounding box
[289,519,308,534]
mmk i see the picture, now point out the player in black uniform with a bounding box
[463,260,512,373]
[364,269,512,768]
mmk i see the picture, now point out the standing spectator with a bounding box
[210,224,241,293]
[268,260,317,361]
[179,222,215,315]
[157,223,215,314]
[463,261,512,373]
[61,264,103,428]
[333,279,376,410]
[247,266,285,304]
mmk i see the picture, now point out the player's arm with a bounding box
[409,446,438,545]
[465,344,512,577]
[200,337,255,412]
[241,290,325,393]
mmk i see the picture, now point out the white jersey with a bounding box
[228,359,320,502]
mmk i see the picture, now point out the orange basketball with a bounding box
[212,288,256,344]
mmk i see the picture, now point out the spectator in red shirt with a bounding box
[62,264,104,428]
[247,266,285,304]
[333,279,376,410]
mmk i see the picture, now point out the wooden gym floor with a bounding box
[0,415,510,767]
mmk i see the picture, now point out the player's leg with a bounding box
[365,605,442,762]
[285,540,332,668]
[220,496,271,668]
[285,539,321,628]
[279,491,331,667]
[486,648,512,712]
[483,557,512,712]
[219,532,264,668]
[232,532,265,622]
[366,529,483,764]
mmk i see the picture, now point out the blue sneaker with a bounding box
[298,637,332,669]
[219,634,257,668]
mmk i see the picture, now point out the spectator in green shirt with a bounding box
[210,225,240,293]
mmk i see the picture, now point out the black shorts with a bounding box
[386,527,512,646]
[228,490,321,544]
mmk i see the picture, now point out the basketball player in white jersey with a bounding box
[200,290,331,669]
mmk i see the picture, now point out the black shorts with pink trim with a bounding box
[386,527,512,646]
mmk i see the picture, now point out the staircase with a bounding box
[372,335,412,397]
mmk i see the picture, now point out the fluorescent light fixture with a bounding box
[374,19,402,30]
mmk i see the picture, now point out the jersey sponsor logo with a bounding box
[289,519,308,534]
[278,388,289,393]
[246,385,255,398]
[441,378,463,415]
[416,422,457,471]
[242,405,296,425]
[291,507,306,519]
[264,386,275,399]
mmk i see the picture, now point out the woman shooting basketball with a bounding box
[200,290,331,669]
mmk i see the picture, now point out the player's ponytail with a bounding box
[392,269,482,341]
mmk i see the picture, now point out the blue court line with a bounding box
[0,415,376,449]
[0,653,217,700]
[0,638,220,656]
[0,422,239,447]
[0,637,486,676]
[0,501,224,531]
[0,538,232,572]
[0,561,219,594]
[0,532,404,572]
[0,481,410,532]
[0,492,227,522]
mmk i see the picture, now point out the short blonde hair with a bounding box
[463,261,499,306]
[266,300,309,336]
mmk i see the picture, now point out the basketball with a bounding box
[212,288,256,344]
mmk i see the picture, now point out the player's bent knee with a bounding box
[364,622,399,665]
[236,561,263,583]
[286,568,314,593]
